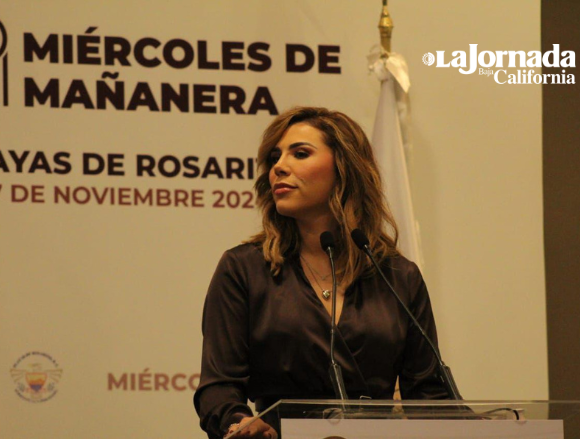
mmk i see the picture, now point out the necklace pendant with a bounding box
[322,290,331,300]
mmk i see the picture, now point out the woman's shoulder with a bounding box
[217,242,267,274]
[383,253,420,270]
[209,243,268,292]
[224,242,264,260]
[380,253,424,284]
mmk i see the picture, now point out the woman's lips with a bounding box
[273,186,295,195]
[273,183,297,195]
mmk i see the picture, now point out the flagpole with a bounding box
[378,0,394,56]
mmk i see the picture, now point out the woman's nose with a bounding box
[273,156,289,176]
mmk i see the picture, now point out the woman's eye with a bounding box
[294,150,309,159]
[269,153,280,164]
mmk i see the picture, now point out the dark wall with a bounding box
[542,0,580,400]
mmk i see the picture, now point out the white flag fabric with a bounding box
[369,52,424,269]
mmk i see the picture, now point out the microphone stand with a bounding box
[360,242,462,400]
[326,244,349,401]
[350,228,462,400]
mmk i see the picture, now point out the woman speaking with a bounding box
[194,107,448,439]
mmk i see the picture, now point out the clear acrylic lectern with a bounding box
[227,400,580,439]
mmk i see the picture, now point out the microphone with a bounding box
[350,229,462,400]
[320,231,348,401]
[320,231,335,255]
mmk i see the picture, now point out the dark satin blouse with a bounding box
[194,243,447,439]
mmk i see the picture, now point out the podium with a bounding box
[228,400,580,439]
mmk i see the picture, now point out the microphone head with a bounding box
[320,231,335,251]
[350,229,370,249]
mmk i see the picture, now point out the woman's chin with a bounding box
[274,204,298,218]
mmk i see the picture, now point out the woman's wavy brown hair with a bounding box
[248,106,400,287]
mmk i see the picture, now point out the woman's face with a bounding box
[268,122,336,220]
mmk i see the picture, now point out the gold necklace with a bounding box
[300,255,332,300]
[300,255,332,280]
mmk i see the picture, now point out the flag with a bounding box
[369,51,424,269]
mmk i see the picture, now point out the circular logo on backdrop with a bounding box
[10,352,63,403]
[422,52,435,66]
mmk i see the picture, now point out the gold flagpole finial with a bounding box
[378,0,394,57]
